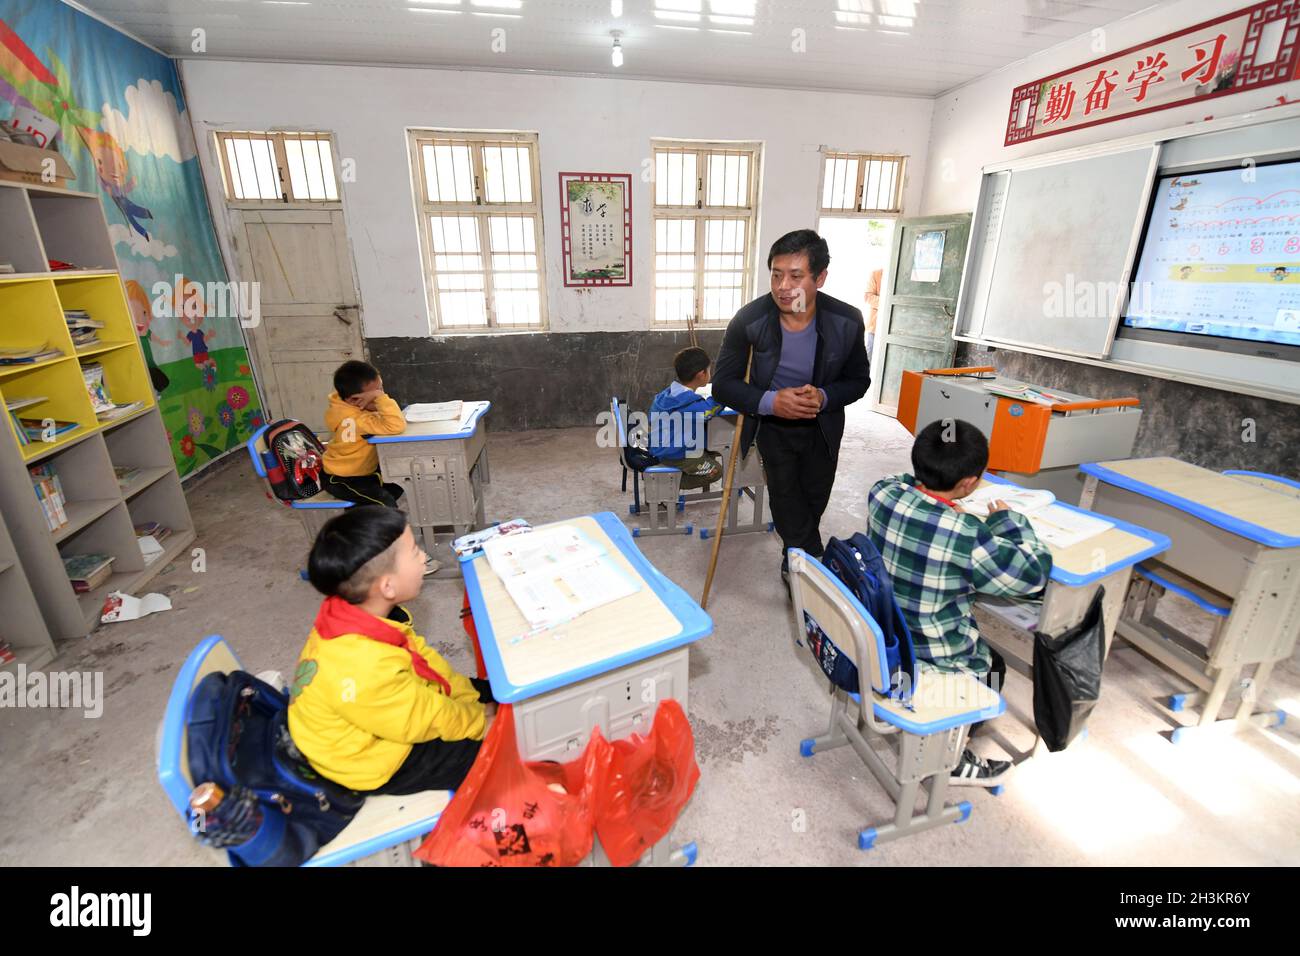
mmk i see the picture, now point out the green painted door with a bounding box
[870,213,972,413]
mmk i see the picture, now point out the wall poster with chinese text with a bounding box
[1005,1,1300,146]
[559,172,632,286]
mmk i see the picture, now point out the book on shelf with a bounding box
[82,362,143,421]
[0,342,62,365]
[114,465,142,488]
[62,553,115,593]
[19,417,78,441]
[0,262,16,275]
[96,401,145,422]
[134,521,171,543]
[4,395,47,412]
[9,408,30,446]
[66,310,104,350]
[29,462,68,532]
[963,483,1115,549]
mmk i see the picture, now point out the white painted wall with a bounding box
[921,0,1300,216]
[179,59,933,339]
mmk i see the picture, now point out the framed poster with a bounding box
[559,172,632,286]
[910,230,946,283]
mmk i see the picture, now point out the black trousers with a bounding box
[324,470,405,509]
[756,418,837,561]
[365,678,497,795]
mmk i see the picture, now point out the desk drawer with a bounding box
[512,649,690,762]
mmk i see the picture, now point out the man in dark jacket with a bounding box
[712,229,872,591]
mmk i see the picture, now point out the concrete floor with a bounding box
[3,403,1298,866]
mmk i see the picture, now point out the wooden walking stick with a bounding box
[700,347,753,610]
[686,312,699,348]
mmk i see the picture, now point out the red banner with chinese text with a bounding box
[1005,1,1300,146]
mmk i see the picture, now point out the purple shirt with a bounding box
[758,318,826,416]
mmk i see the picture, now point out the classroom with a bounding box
[0,0,1297,873]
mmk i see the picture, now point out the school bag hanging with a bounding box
[186,670,363,866]
[1032,587,1106,752]
[812,534,918,700]
[255,420,327,501]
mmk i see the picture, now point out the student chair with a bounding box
[157,635,449,867]
[245,423,354,543]
[788,549,1005,849]
[610,396,691,538]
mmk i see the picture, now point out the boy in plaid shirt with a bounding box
[867,418,1052,786]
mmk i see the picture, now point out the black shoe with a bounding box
[950,748,1012,788]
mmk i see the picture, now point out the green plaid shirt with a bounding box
[867,474,1052,676]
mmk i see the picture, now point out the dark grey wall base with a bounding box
[368,330,726,432]
[956,343,1300,480]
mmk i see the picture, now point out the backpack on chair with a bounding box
[257,420,327,501]
[810,534,918,701]
[186,670,364,866]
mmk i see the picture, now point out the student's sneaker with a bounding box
[424,557,442,577]
[949,748,1012,787]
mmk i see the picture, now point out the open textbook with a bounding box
[481,524,641,631]
[962,483,1114,549]
[404,401,463,423]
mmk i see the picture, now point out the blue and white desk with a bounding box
[462,511,711,866]
[972,472,1170,755]
[1079,457,1300,740]
[689,407,772,539]
[369,401,491,558]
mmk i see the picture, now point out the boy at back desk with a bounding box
[648,346,725,489]
[322,360,406,508]
[867,418,1052,787]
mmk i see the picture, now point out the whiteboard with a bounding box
[972,147,1156,357]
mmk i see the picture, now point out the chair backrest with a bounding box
[246,423,272,481]
[156,635,243,819]
[788,549,891,697]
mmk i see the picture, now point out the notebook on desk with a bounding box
[403,401,463,423]
[481,524,642,631]
[965,484,1113,550]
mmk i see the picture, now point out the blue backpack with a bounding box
[807,534,918,701]
[186,670,363,866]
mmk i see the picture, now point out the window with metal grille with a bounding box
[818,151,906,215]
[408,130,547,331]
[651,140,761,327]
[215,131,339,202]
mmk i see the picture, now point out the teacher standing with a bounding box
[712,229,872,595]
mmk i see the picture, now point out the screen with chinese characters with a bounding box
[1125,160,1300,349]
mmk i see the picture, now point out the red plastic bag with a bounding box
[460,588,487,679]
[590,700,700,867]
[415,704,595,867]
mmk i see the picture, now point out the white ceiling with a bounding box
[76,0,1169,97]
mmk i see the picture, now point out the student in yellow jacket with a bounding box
[322,360,408,509]
[289,505,495,793]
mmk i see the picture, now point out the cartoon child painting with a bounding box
[77,126,153,240]
[174,275,217,376]
[124,278,170,394]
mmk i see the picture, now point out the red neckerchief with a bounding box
[916,487,958,510]
[313,595,451,695]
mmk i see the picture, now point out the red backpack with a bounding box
[249,420,327,501]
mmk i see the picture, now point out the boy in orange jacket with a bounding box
[289,506,495,794]
[322,360,407,508]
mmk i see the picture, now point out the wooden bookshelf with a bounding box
[0,504,55,673]
[0,180,196,641]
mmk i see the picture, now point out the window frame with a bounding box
[650,138,762,329]
[214,130,342,207]
[407,128,549,334]
[816,150,907,218]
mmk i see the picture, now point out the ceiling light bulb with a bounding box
[611,0,623,16]
[611,32,624,67]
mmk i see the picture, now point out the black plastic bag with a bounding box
[1033,587,1106,752]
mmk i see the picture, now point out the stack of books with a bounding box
[0,262,15,275]
[134,520,172,544]
[65,310,104,349]
[82,362,144,422]
[18,417,78,444]
[6,395,45,447]
[62,553,115,594]
[0,342,62,366]
[113,465,142,490]
[29,463,68,532]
